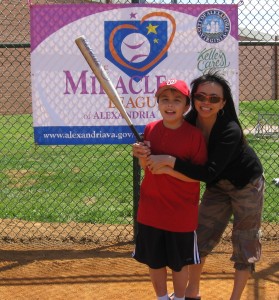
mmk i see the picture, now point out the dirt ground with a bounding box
[0,242,278,300]
[0,221,278,300]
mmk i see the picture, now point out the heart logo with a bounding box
[105,12,176,78]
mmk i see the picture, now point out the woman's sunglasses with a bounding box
[193,93,223,103]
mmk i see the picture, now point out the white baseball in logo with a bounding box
[121,33,150,63]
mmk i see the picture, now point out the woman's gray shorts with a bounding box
[197,175,265,272]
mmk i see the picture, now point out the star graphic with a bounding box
[130,12,137,19]
[154,38,159,44]
[146,23,158,34]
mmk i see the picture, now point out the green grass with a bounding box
[239,100,279,222]
[238,100,278,128]
[0,100,278,224]
[0,115,135,225]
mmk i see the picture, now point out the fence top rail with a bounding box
[239,41,279,46]
[0,43,30,48]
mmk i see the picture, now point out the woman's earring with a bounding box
[218,109,224,117]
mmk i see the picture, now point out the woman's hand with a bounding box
[147,155,176,172]
[150,165,171,175]
[132,142,151,158]
[150,164,197,182]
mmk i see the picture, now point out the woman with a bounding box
[132,72,265,300]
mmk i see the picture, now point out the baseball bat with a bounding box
[75,35,143,142]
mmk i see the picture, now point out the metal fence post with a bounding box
[133,156,141,240]
[275,35,278,100]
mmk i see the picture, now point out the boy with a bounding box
[132,79,207,300]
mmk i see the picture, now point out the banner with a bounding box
[31,4,238,145]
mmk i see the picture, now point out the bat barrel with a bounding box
[75,36,143,143]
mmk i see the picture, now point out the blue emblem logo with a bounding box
[196,9,231,43]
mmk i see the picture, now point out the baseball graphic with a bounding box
[121,33,150,63]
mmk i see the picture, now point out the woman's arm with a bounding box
[139,153,197,182]
[151,165,198,182]
[147,155,176,170]
[174,121,242,183]
[147,121,243,184]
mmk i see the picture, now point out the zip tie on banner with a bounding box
[27,0,32,7]
[237,0,244,6]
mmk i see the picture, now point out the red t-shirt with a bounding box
[137,120,207,232]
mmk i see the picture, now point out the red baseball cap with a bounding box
[155,79,190,98]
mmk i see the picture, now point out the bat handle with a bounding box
[129,125,143,142]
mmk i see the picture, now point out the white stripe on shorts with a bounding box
[193,231,200,264]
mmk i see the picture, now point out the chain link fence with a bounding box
[0,0,278,246]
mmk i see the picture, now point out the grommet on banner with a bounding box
[27,0,33,7]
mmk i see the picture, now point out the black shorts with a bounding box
[132,223,200,272]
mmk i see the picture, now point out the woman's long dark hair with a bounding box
[190,71,246,144]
